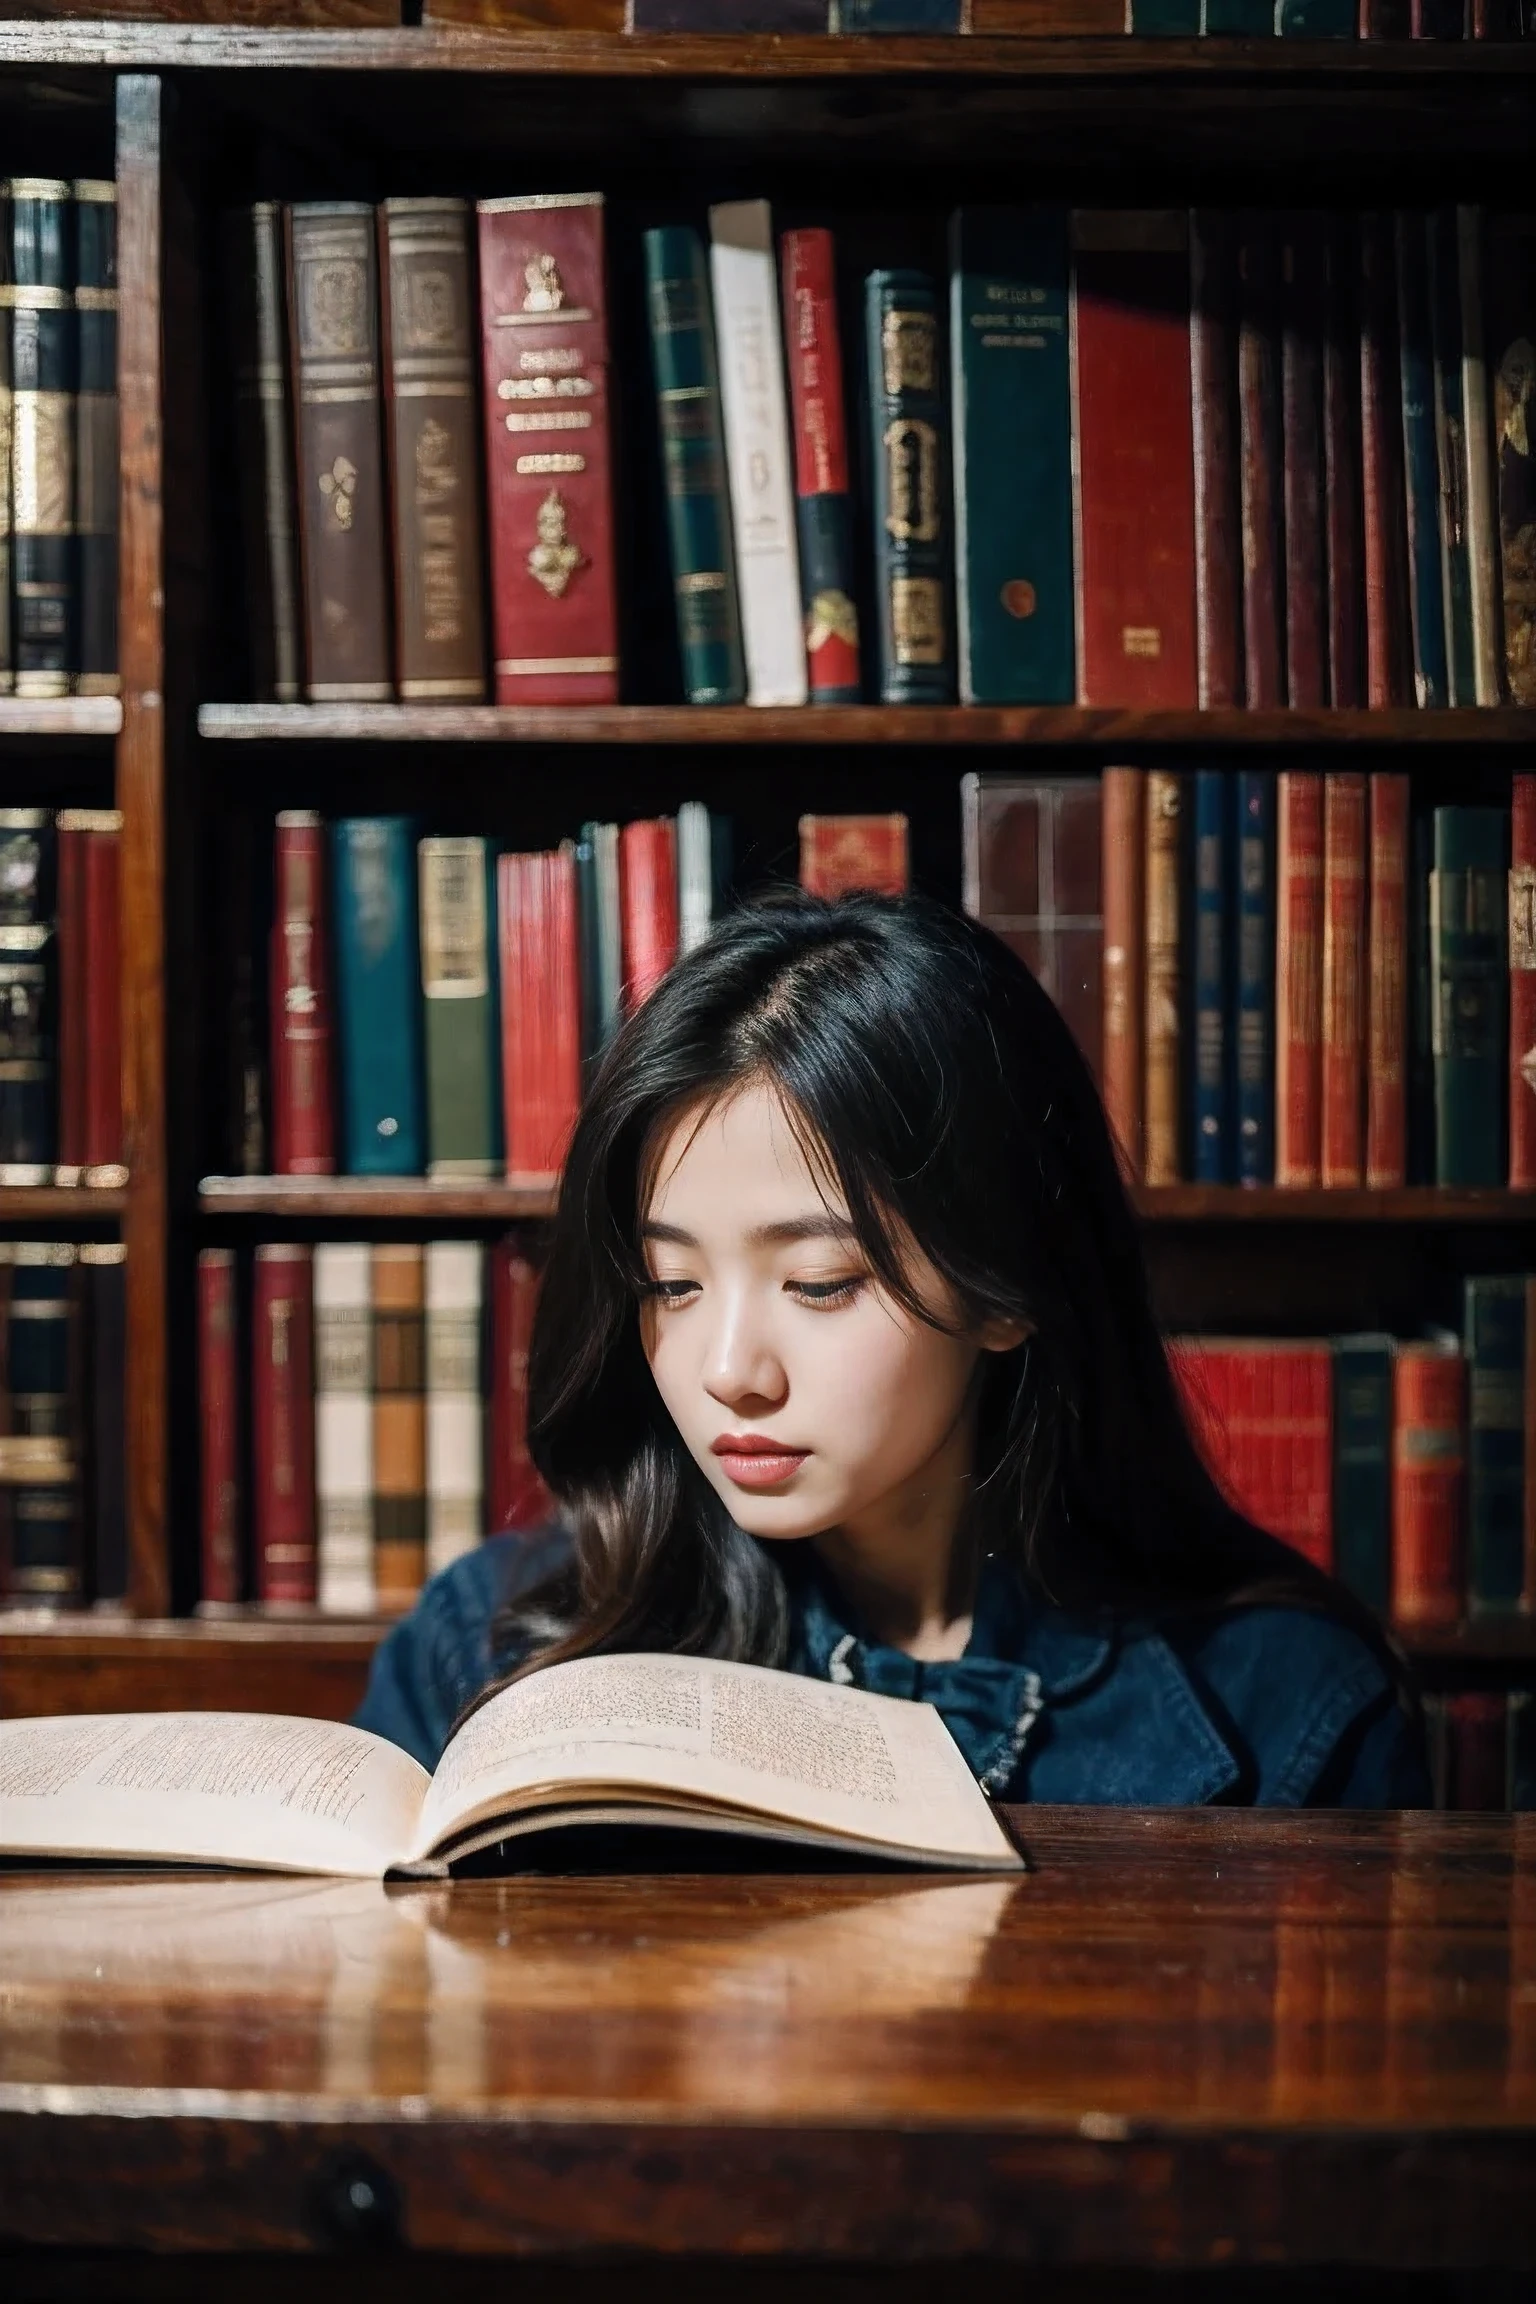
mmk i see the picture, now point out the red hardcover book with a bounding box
[53,814,89,1182]
[1366,771,1410,1188]
[1190,213,1243,710]
[1070,211,1198,709]
[1237,216,1284,710]
[1101,766,1145,1182]
[251,1243,317,1606]
[1321,773,1367,1186]
[1275,773,1324,1188]
[1511,773,1536,1188]
[781,227,859,705]
[1323,214,1366,707]
[198,1246,241,1607]
[1360,212,1414,708]
[477,192,619,705]
[55,808,124,1184]
[1281,215,1327,711]
[270,810,336,1176]
[798,813,910,900]
[619,817,680,1010]
[487,1243,553,1536]
[1391,1338,1465,1626]
[1177,1338,1334,1574]
[499,845,582,1189]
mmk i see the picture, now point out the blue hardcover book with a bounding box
[1192,770,1233,1183]
[1234,769,1275,1185]
[1395,212,1449,708]
[1130,1,1202,26]
[832,0,962,22]
[1331,1334,1394,1615]
[330,817,424,1176]
[1276,0,1354,29]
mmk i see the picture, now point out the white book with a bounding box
[677,800,713,954]
[313,1241,375,1614]
[426,1240,484,1581]
[708,200,807,708]
[1456,207,1502,709]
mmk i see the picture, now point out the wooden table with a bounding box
[0,1807,1532,2299]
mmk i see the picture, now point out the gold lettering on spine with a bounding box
[882,417,939,545]
[889,578,944,668]
[881,309,936,395]
[415,417,465,646]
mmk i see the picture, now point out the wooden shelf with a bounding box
[0,1184,126,1221]
[0,696,121,740]
[200,1175,557,1220]
[1398,1618,1536,1664]
[1133,1186,1536,1224]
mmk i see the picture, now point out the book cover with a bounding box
[373,1244,427,1609]
[642,226,746,706]
[418,836,500,1178]
[488,1243,553,1533]
[224,205,302,704]
[1280,213,1327,709]
[1189,211,1244,709]
[1455,207,1504,706]
[1323,213,1366,707]
[1192,769,1232,1184]
[1395,212,1450,707]
[1320,772,1367,1187]
[330,817,424,1176]
[1486,212,1536,704]
[1234,769,1275,1186]
[1365,771,1409,1188]
[1359,212,1413,707]
[54,810,123,1184]
[1408,804,1436,1183]
[198,1246,242,1608]
[52,809,86,1180]
[82,1241,126,1605]
[499,844,583,1187]
[1511,773,1536,1187]
[951,206,1074,706]
[1101,766,1146,1183]
[800,813,911,900]
[1430,803,1508,1186]
[426,1240,484,1581]
[781,228,861,704]
[1,1248,83,1605]
[0,809,53,1183]
[1464,1272,1527,1612]
[1332,1332,1394,1615]
[619,817,681,1008]
[314,1239,374,1615]
[477,192,618,705]
[270,809,336,1177]
[1391,1334,1465,1625]
[72,179,117,698]
[252,1243,317,1607]
[1275,772,1323,1188]
[10,179,76,698]
[1236,216,1284,709]
[1070,211,1197,708]
[865,268,954,703]
[1178,1337,1334,1572]
[1144,770,1184,1187]
[1427,207,1477,706]
[960,775,1103,1080]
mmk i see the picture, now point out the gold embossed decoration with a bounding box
[319,456,358,531]
[523,255,566,314]
[881,309,936,397]
[806,591,858,655]
[527,490,585,600]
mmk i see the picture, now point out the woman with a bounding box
[358,890,1429,1807]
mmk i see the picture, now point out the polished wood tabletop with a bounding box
[0,1807,1531,2273]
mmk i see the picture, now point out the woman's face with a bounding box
[638,1081,1021,1545]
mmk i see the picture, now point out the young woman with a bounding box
[357,891,1429,1808]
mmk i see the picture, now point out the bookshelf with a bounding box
[0,24,1532,1740]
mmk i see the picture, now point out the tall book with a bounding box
[251,1243,317,1607]
[1511,775,1536,1189]
[425,1240,484,1581]
[10,179,75,697]
[1275,773,1324,1189]
[865,269,954,703]
[799,814,910,900]
[1176,1337,1334,1573]
[951,206,1074,706]
[643,228,745,707]
[1395,212,1450,708]
[1359,212,1413,707]
[81,1240,126,1605]
[1234,769,1275,1188]
[1453,208,1503,707]
[225,204,302,703]
[709,200,806,708]
[1427,207,1477,708]
[1070,211,1197,708]
[0,810,53,1184]
[1464,1273,1527,1614]
[1391,1334,1464,1625]
[72,179,117,698]
[1,1246,83,1606]
[781,229,861,705]
[373,1244,427,1609]
[1431,804,1508,1186]
[1189,211,1243,710]
[1485,212,1536,705]
[1191,769,1232,1184]
[1280,213,1327,710]
[959,775,1103,1080]
[379,199,487,704]
[477,192,618,705]
[1320,772,1367,1188]
[499,844,583,1188]
[1101,766,1146,1183]
[270,809,336,1177]
[581,816,623,1049]
[330,817,424,1177]
[314,1240,373,1616]
[619,817,680,1008]
[418,836,500,1178]
[1322,213,1365,707]
[197,1246,241,1609]
[1365,771,1410,1189]
[55,809,122,1185]
[1408,806,1436,1184]
[1332,1333,1394,1616]
[1144,770,1183,1188]
[1237,216,1285,709]
[286,203,392,702]
[487,1243,551,1535]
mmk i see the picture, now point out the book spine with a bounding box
[0,184,11,692]
[1332,1335,1394,1615]
[1431,804,1509,1186]
[79,811,122,1177]
[866,268,954,703]
[82,1241,126,1603]
[963,776,1103,1080]
[72,180,116,698]
[1070,210,1198,708]
[1513,1685,1536,1813]
[372,1243,427,1609]
[781,228,861,705]
[1365,771,1410,1187]
[833,0,963,22]
[10,179,76,699]
[0,922,56,1178]
[1205,0,1275,24]
[1360,212,1413,707]
[313,1239,374,1614]
[1487,213,1536,704]
[1321,771,1367,1187]
[251,1243,317,1606]
[630,0,829,20]
[1275,772,1324,1188]
[1456,208,1503,706]
[1237,216,1285,709]
[1280,213,1327,709]
[1359,0,1413,24]
[1427,207,1477,706]
[1128,0,1202,21]
[286,202,393,702]
[1445,1692,1509,1813]
[418,835,500,1178]
[379,199,487,704]
[1144,770,1183,1188]
[2,1251,83,1605]
[619,817,681,1007]
[642,226,746,707]
[54,811,86,1176]
[1396,212,1450,707]
[1391,1339,1465,1624]
[1189,211,1243,709]
[487,1243,551,1533]
[1101,765,1146,1183]
[198,1246,241,1607]
[709,201,806,708]
[1234,769,1275,1186]
[225,204,302,704]
[1277,0,1356,24]
[1412,0,1465,27]
[951,205,1074,706]
[330,817,424,1176]
[1192,769,1232,1184]
[1408,805,1436,1183]
[1511,775,1536,1188]
[1469,0,1523,28]
[676,800,715,956]
[270,809,336,1177]
[1464,1272,1527,1612]
[1323,214,1366,706]
[500,845,583,1188]
[426,1239,484,1580]
[799,812,910,899]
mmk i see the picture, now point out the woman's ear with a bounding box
[977,1314,1030,1356]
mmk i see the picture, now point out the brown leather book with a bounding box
[1280,214,1327,711]
[1510,774,1536,1189]
[1275,771,1323,1188]
[1320,772,1367,1187]
[959,774,1103,1083]
[1189,211,1243,710]
[1322,213,1366,707]
[372,1243,427,1608]
[1365,771,1409,1188]
[1485,212,1536,705]
[1237,217,1284,710]
[1143,771,1183,1188]
[225,205,303,704]
[379,200,488,703]
[1101,765,1145,1183]
[251,1244,316,1608]
[198,1246,242,1609]
[286,203,393,701]
[1359,211,1413,708]
[798,814,909,898]
[54,809,124,1185]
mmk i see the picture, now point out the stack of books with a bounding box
[0,1241,126,1610]
[0,809,124,1187]
[490,2,1534,38]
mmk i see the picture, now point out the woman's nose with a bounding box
[703,1294,788,1413]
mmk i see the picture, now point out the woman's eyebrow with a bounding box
[640,1215,858,1248]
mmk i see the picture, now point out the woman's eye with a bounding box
[788,1276,867,1307]
[647,1278,699,1305]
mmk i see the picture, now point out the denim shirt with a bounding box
[354,1528,1431,1808]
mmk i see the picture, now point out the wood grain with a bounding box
[0,1184,126,1219]
[7,0,401,22]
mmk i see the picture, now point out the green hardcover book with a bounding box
[1276,0,1353,28]
[1204,2,1275,27]
[642,226,746,708]
[1331,1334,1394,1616]
[1430,806,1508,1186]
[1129,1,1202,27]
[1463,1274,1527,1614]
[950,207,1074,707]
[1427,206,1476,710]
[866,268,954,704]
[418,836,500,1180]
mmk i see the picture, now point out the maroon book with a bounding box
[798,813,910,900]
[1237,217,1285,710]
[55,809,125,1184]
[960,773,1103,1083]
[618,818,680,1010]
[1322,214,1366,707]
[1359,212,1413,708]
[270,809,336,1176]
[251,1244,316,1607]
[1280,214,1327,711]
[487,1243,552,1536]
[1189,211,1244,710]
[198,1246,242,1608]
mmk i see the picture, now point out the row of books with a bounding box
[0,809,123,1184]
[1425,1690,1534,1815]
[230,193,1535,715]
[965,770,1536,1189]
[1,179,119,701]
[0,1242,125,1610]
[487,1,1536,38]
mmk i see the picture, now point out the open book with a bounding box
[0,1651,1024,1877]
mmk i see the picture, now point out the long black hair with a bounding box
[495,888,1393,1678]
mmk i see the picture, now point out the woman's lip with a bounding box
[713,1445,809,1490]
[710,1435,806,1457]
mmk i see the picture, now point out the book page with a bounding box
[414,1653,1017,1868]
[0,1712,429,1877]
